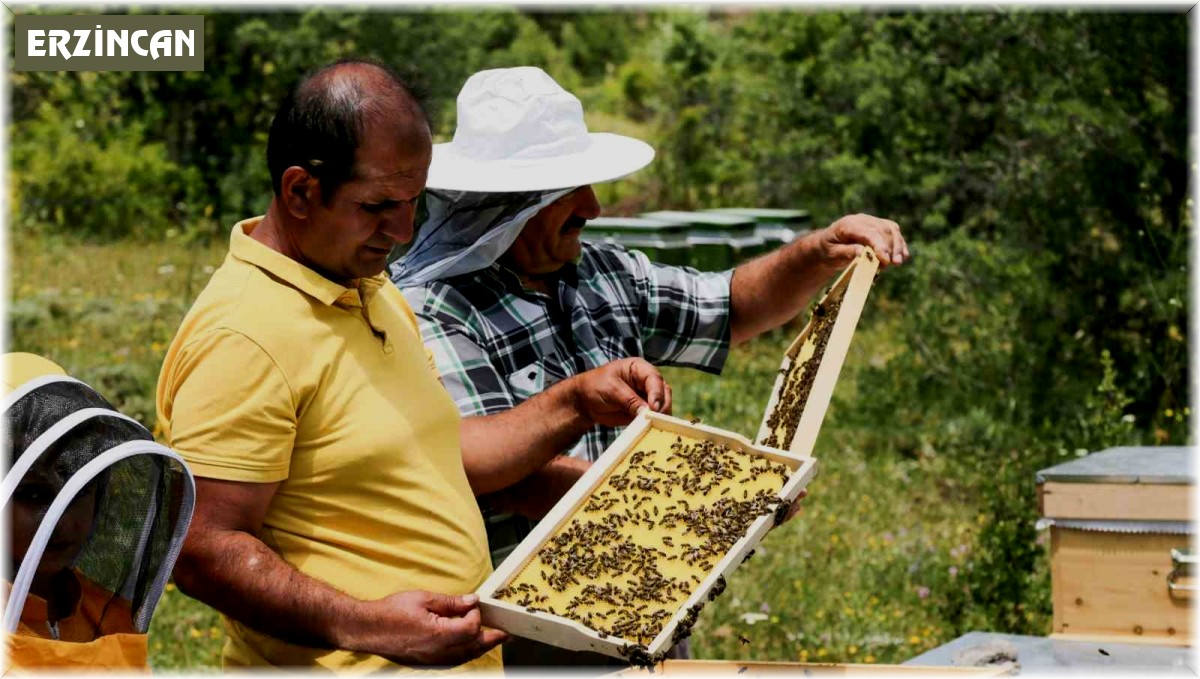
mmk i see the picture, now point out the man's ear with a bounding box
[280,166,317,219]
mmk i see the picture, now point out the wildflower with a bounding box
[848,645,858,655]
[770,615,780,624]
[1166,409,1175,418]
[189,627,203,639]
[739,612,769,625]
[917,586,930,599]
[799,649,809,661]
[157,264,177,276]
[865,655,876,663]
[882,532,895,542]
[165,582,176,592]
[209,627,221,639]
[817,648,828,658]
[909,636,921,645]
[759,602,771,613]
[949,566,958,577]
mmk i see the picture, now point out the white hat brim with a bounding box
[425,132,655,193]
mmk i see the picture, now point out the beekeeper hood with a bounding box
[2,353,196,670]
[390,66,655,288]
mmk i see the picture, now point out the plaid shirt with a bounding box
[398,242,732,561]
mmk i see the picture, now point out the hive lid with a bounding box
[585,216,689,235]
[1035,446,1195,485]
[640,211,757,230]
[703,207,812,227]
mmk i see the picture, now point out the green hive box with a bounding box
[704,208,813,256]
[639,211,759,270]
[583,217,691,267]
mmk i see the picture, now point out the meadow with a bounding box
[9,230,1049,670]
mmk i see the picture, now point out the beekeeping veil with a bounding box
[2,353,196,670]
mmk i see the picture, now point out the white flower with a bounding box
[157,264,177,275]
[738,612,769,626]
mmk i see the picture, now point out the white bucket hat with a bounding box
[426,67,655,192]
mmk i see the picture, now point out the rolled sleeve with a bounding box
[623,248,733,373]
[404,286,517,418]
[163,329,297,482]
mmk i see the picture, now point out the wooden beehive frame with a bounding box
[476,410,817,663]
[756,249,880,455]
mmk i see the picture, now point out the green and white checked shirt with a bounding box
[397,241,732,562]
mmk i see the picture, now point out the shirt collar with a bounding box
[229,217,390,307]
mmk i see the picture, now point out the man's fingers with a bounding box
[827,243,862,267]
[617,382,649,419]
[435,606,483,644]
[625,359,666,412]
[424,592,479,618]
[885,220,905,265]
[661,383,673,415]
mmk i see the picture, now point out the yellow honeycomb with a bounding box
[495,427,790,646]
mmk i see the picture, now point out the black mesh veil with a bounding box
[2,375,195,639]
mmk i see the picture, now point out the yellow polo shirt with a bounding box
[156,218,498,672]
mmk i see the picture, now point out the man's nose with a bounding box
[380,204,416,244]
[575,185,602,219]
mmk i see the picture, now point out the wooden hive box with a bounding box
[476,250,880,664]
[1036,446,1195,646]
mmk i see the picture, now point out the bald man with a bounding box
[157,58,672,672]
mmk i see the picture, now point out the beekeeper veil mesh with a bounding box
[2,373,195,638]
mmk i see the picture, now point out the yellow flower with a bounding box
[848,645,858,655]
[909,636,921,645]
[869,596,879,606]
[1166,409,1175,418]
[209,627,221,639]
[165,582,176,592]
[893,609,903,618]
[864,655,876,663]
[830,535,840,544]
[799,649,809,661]
[842,606,854,617]
[769,615,779,624]
[816,648,827,658]
[189,627,202,639]
[815,610,826,620]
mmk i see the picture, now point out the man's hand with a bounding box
[817,213,909,270]
[571,357,671,427]
[729,213,908,344]
[342,591,507,667]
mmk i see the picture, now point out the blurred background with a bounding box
[7,7,1191,670]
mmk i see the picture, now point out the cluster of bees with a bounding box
[759,290,846,451]
[494,428,792,654]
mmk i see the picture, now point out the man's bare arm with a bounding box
[173,477,506,666]
[459,358,669,496]
[481,455,591,519]
[730,214,909,345]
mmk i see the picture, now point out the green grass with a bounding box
[9,231,1048,669]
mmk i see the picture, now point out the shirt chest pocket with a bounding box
[507,360,569,401]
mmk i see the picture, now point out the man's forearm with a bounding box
[174,529,371,652]
[482,455,591,518]
[459,380,592,495]
[729,229,843,345]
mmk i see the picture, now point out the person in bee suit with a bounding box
[2,352,196,671]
